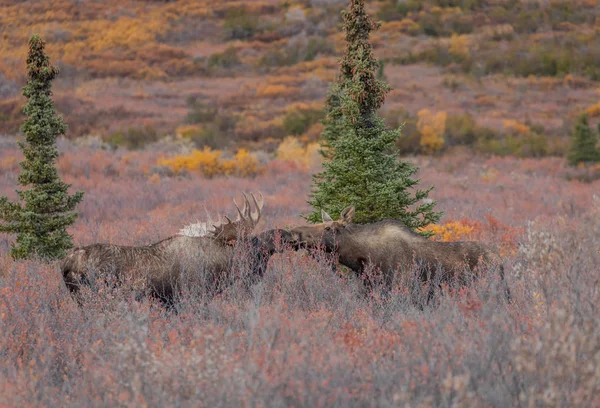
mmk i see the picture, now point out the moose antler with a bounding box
[209,192,264,243]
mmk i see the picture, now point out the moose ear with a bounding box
[321,209,333,222]
[339,206,355,224]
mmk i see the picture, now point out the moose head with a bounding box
[289,206,355,250]
[210,192,264,244]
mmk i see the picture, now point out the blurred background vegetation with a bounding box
[1,0,599,163]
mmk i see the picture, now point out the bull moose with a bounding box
[288,206,511,303]
[61,192,292,307]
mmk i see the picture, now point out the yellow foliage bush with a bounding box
[276,137,321,168]
[449,34,470,60]
[158,147,221,177]
[157,148,264,178]
[221,149,265,178]
[421,221,474,242]
[503,119,531,136]
[85,15,168,52]
[417,109,447,154]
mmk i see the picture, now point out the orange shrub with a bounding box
[256,84,300,98]
[482,214,521,256]
[503,119,531,136]
[585,101,600,117]
[421,221,475,242]
[422,216,520,256]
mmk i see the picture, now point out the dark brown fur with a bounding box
[61,229,292,306]
[289,207,510,301]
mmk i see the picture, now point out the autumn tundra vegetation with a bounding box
[1,0,600,407]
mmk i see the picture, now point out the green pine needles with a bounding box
[567,114,600,166]
[306,0,441,233]
[0,35,83,261]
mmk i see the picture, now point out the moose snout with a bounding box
[286,230,305,249]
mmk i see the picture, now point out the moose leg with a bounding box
[352,262,377,299]
[380,268,394,301]
[409,263,437,309]
[499,265,512,303]
[154,292,177,312]
[421,264,444,309]
[361,273,374,298]
[423,272,439,309]
[148,279,177,312]
[425,282,436,307]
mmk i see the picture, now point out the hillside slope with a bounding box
[1,0,600,155]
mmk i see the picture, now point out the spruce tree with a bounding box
[306,0,441,232]
[0,35,83,260]
[567,114,600,166]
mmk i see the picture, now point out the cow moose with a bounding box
[288,206,511,304]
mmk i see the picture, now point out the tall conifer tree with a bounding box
[306,0,441,232]
[0,35,83,260]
